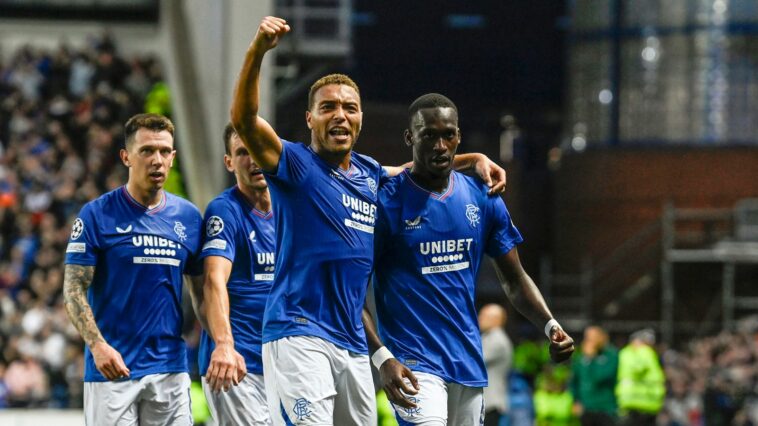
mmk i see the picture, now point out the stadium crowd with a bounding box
[0,35,165,409]
[0,36,757,426]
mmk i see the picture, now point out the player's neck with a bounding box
[125,182,163,209]
[409,167,451,193]
[310,142,352,171]
[237,184,272,213]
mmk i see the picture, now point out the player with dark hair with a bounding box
[63,113,203,425]
[230,17,507,425]
[366,93,575,424]
[197,122,275,425]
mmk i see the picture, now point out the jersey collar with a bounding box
[233,186,273,220]
[121,186,167,215]
[403,169,455,201]
[307,145,357,177]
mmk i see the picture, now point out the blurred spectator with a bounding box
[0,35,166,409]
[534,365,577,426]
[5,353,49,407]
[0,362,8,408]
[570,325,618,425]
[479,303,513,426]
[616,328,665,426]
[508,372,535,426]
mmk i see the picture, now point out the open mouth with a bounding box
[250,168,264,177]
[328,127,350,140]
[149,171,164,181]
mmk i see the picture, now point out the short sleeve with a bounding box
[378,165,392,187]
[485,196,524,258]
[264,139,312,186]
[198,201,239,263]
[64,203,101,266]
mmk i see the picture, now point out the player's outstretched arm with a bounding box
[63,264,130,380]
[203,256,246,392]
[492,249,575,362]
[362,306,419,408]
[230,16,290,172]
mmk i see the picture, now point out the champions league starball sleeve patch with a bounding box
[206,216,224,237]
[70,218,85,240]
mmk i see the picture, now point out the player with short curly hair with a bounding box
[366,93,575,425]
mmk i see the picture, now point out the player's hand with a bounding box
[379,358,420,409]
[252,16,291,52]
[91,340,130,381]
[207,342,245,392]
[472,154,506,195]
[549,326,575,363]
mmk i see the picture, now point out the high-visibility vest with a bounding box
[615,344,665,414]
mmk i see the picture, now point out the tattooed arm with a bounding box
[63,264,130,380]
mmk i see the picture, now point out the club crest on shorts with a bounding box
[402,397,421,416]
[70,218,84,240]
[206,216,224,237]
[367,177,377,195]
[293,398,312,420]
[174,221,187,241]
[465,204,480,228]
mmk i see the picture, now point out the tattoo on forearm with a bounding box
[63,264,103,347]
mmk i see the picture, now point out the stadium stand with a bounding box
[0,34,166,409]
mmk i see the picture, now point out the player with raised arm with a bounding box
[197,123,276,425]
[230,16,507,425]
[366,94,575,424]
[63,113,203,425]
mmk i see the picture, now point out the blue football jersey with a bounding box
[373,170,523,386]
[262,140,388,354]
[64,187,203,382]
[197,186,276,375]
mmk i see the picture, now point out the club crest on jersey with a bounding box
[70,218,84,240]
[404,216,422,230]
[367,177,377,195]
[465,204,480,228]
[206,216,224,237]
[293,398,312,420]
[174,221,187,241]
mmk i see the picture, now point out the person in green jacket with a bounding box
[571,326,619,425]
[615,328,665,426]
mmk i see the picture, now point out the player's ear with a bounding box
[305,110,313,129]
[223,154,234,172]
[404,129,413,147]
[169,150,176,168]
[119,149,130,167]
